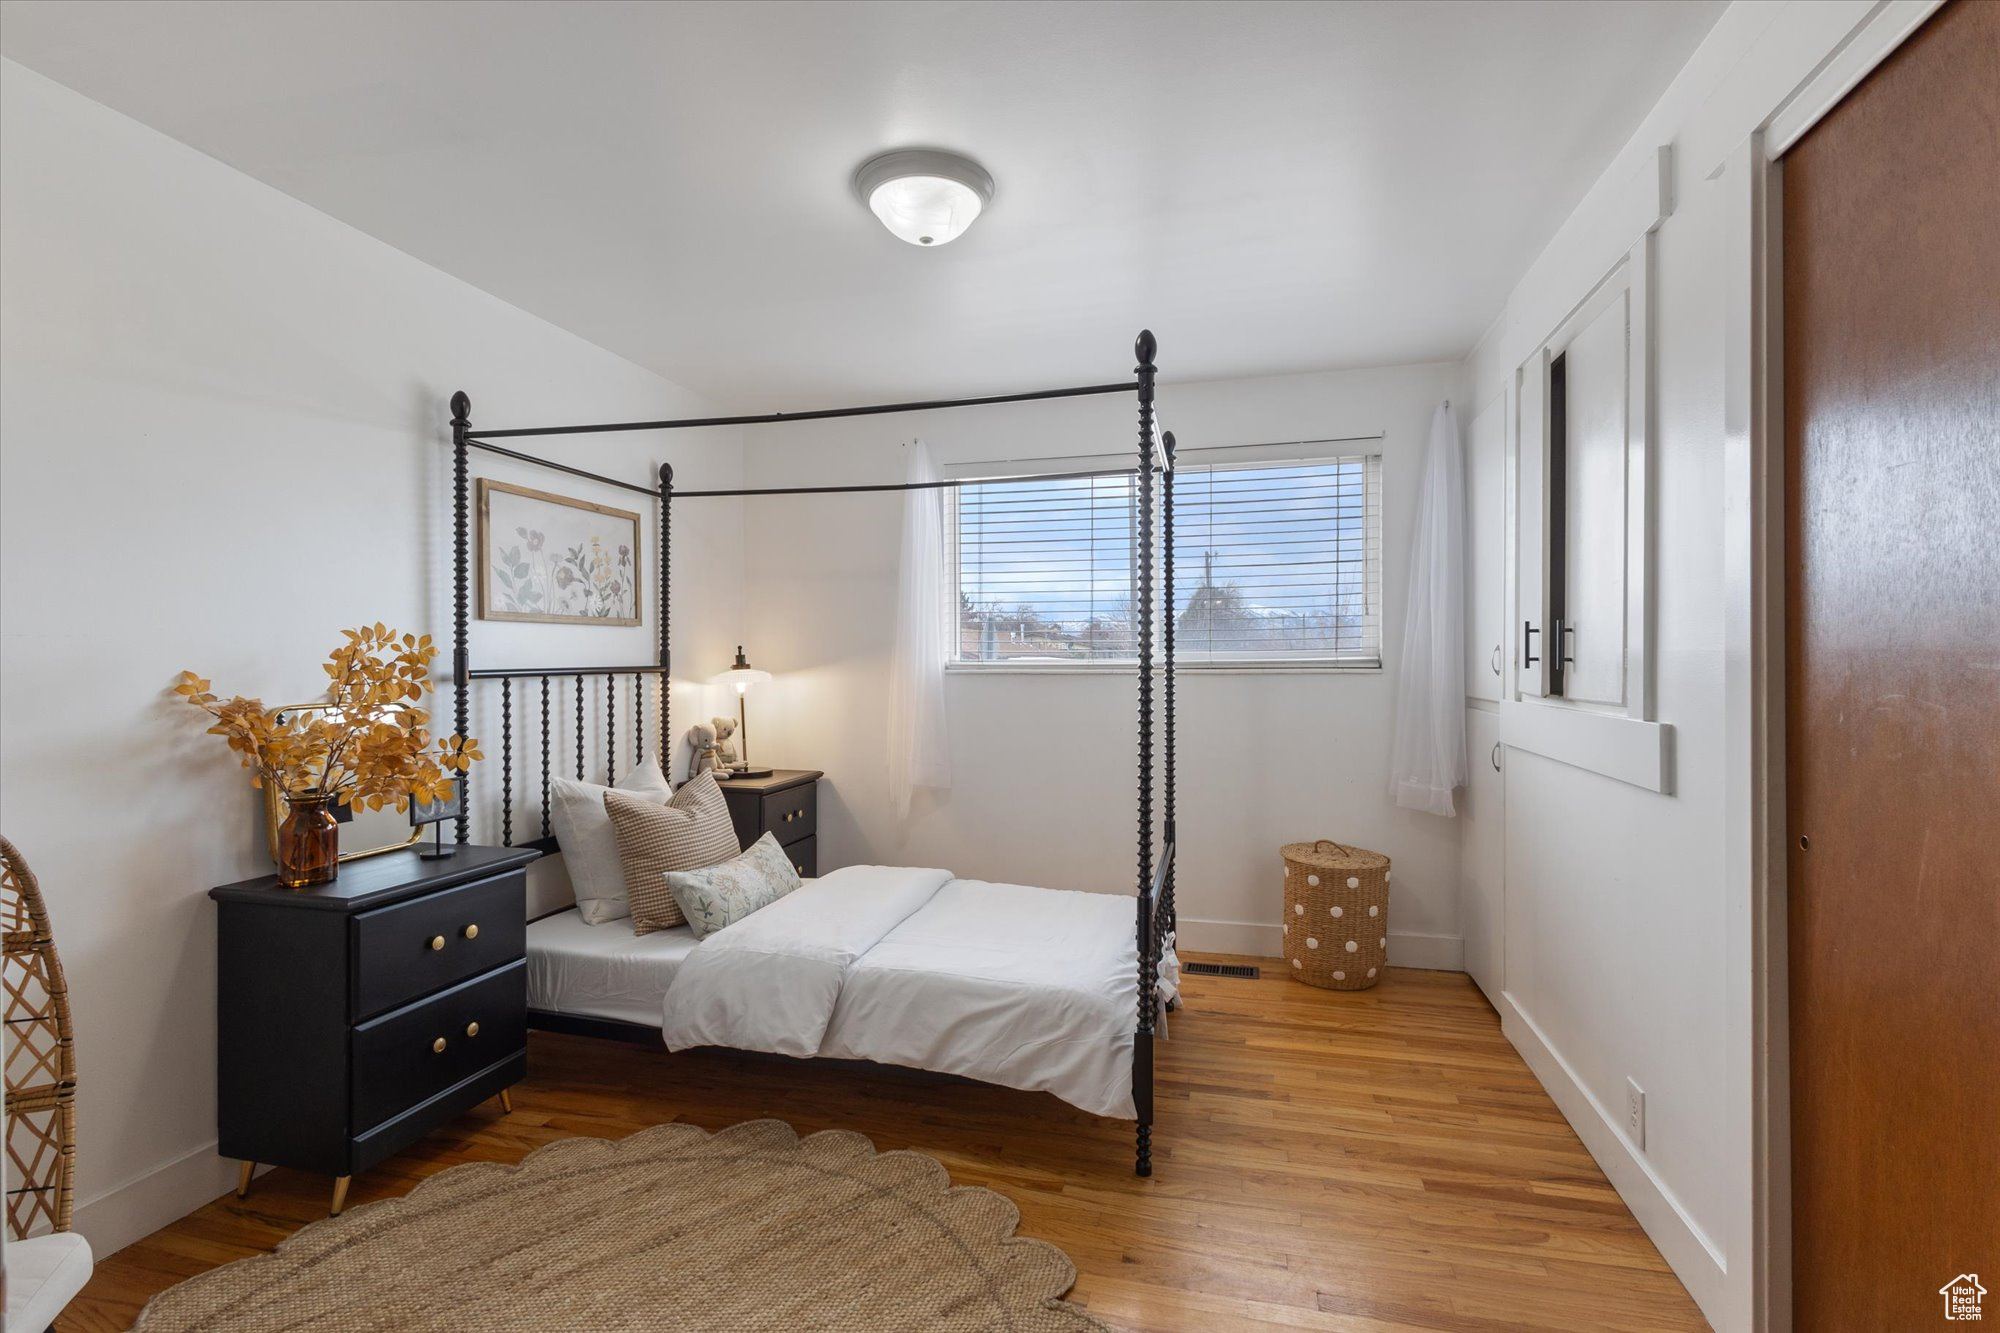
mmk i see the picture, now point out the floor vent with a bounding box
[1184,962,1260,980]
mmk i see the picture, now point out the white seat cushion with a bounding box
[5,1231,94,1332]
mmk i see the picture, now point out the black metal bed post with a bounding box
[1162,431,1177,945]
[658,463,673,775]
[1133,329,1158,1178]
[450,390,472,844]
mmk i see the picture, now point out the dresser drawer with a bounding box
[351,960,525,1134]
[761,783,816,845]
[784,836,817,879]
[351,871,525,1020]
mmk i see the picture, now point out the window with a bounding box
[952,455,1382,667]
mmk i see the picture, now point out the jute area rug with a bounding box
[135,1119,1111,1332]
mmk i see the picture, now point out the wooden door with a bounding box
[1784,2,2000,1328]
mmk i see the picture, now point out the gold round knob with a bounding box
[463,924,479,940]
[465,1021,480,1038]
[429,935,445,951]
[431,1037,447,1054]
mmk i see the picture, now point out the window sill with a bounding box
[945,660,1383,677]
[1498,698,1675,793]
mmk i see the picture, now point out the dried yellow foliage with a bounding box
[175,626,482,814]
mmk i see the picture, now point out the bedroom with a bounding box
[1,2,1993,1331]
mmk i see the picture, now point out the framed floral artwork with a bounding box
[477,479,642,625]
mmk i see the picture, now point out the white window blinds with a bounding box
[953,456,1382,667]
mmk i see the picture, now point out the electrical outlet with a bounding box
[1626,1078,1647,1150]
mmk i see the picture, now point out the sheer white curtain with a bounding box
[887,438,952,818]
[1389,402,1467,816]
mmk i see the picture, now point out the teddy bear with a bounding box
[710,715,740,771]
[686,721,721,778]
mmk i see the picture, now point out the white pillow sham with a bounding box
[550,758,671,925]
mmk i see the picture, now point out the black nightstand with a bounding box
[715,769,823,876]
[209,845,539,1214]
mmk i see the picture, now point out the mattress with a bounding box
[525,907,700,1029]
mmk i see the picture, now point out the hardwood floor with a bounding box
[62,959,1705,1331]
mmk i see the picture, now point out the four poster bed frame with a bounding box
[446,330,1179,1175]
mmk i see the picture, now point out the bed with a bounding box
[449,328,1180,1172]
[528,866,1178,1121]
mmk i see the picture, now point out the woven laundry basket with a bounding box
[1281,840,1391,990]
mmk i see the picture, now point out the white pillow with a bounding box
[550,758,672,924]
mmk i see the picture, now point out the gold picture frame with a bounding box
[261,704,424,865]
[478,478,642,626]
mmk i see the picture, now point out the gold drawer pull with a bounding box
[429,935,446,952]
[465,1021,480,1038]
[431,1037,447,1054]
[463,924,480,940]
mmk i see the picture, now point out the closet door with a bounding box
[1785,3,2000,1327]
[1458,707,1504,1001]
[1464,394,1506,702]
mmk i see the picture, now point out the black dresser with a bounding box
[716,769,822,876]
[209,845,539,1214]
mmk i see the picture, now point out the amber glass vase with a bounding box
[276,790,340,888]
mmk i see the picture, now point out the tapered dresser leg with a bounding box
[497,1088,513,1114]
[329,1175,351,1217]
[235,1161,255,1199]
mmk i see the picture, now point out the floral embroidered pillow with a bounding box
[664,832,802,938]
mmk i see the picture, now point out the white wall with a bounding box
[736,360,1464,964]
[0,61,743,1253]
[1459,4,1933,1329]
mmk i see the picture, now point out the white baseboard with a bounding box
[1178,917,1463,972]
[1385,930,1464,971]
[72,1139,248,1258]
[1498,991,1727,1328]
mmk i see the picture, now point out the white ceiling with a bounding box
[0,0,1723,409]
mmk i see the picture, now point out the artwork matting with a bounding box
[478,478,643,626]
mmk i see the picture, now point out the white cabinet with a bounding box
[1465,393,1506,702]
[1459,707,1504,1001]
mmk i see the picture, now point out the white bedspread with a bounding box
[821,879,1142,1118]
[658,864,1168,1120]
[660,864,950,1058]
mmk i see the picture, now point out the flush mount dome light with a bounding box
[853,148,994,247]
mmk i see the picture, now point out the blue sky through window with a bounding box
[956,457,1380,664]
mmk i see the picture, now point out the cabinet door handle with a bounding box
[463,924,479,940]
[1553,619,1576,666]
[1491,644,1502,677]
[432,1037,447,1054]
[429,935,446,952]
[1491,742,1502,772]
[1523,622,1540,667]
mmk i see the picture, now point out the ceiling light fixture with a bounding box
[852,148,994,247]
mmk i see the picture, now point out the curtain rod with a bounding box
[465,380,1140,441]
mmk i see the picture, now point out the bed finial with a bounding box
[450,390,471,422]
[1134,328,1157,370]
[658,462,674,485]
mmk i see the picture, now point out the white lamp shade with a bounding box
[712,667,771,694]
[853,149,994,248]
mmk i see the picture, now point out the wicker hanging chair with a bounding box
[3,835,79,1239]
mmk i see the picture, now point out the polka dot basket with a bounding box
[1280,839,1391,991]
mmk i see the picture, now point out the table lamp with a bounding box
[711,646,773,777]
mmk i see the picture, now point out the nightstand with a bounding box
[715,769,823,876]
[209,845,539,1214]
